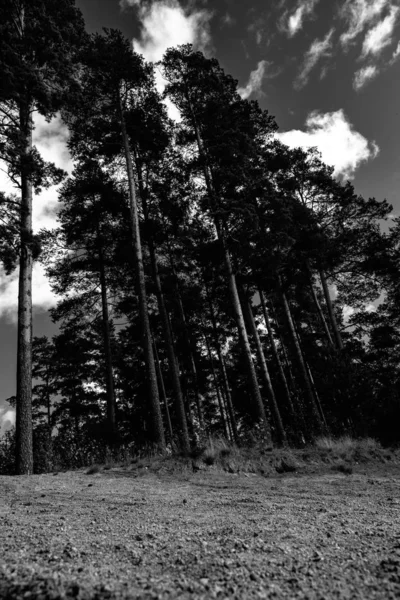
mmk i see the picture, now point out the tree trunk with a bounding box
[153,337,174,443]
[187,99,271,444]
[259,289,296,417]
[97,235,117,440]
[218,353,238,443]
[241,291,287,445]
[204,282,239,442]
[118,92,165,451]
[203,332,229,439]
[279,281,325,436]
[305,263,335,349]
[167,251,205,431]
[319,269,344,351]
[293,318,329,433]
[16,101,33,475]
[137,177,190,453]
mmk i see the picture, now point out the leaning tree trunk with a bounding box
[97,233,117,440]
[187,97,271,445]
[205,280,239,442]
[259,289,296,417]
[137,170,190,453]
[118,92,165,451]
[293,317,329,433]
[319,269,344,351]
[153,337,174,443]
[279,280,325,437]
[16,101,34,475]
[166,248,205,431]
[203,332,229,440]
[241,291,287,445]
[305,262,335,349]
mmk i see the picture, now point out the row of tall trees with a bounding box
[1,2,399,474]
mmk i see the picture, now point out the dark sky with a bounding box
[1,0,400,431]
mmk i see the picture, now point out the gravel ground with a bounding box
[1,463,400,599]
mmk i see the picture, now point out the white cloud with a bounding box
[238,60,269,99]
[295,28,334,89]
[343,305,355,323]
[276,109,380,179]
[0,263,57,322]
[0,405,16,437]
[361,5,399,57]
[0,112,72,232]
[0,112,70,317]
[125,0,212,121]
[286,0,320,37]
[339,0,388,48]
[391,39,400,61]
[131,0,212,63]
[353,64,379,89]
[222,13,235,27]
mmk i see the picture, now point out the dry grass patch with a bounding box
[314,436,386,467]
[86,464,102,475]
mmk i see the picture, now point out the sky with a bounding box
[1,0,400,435]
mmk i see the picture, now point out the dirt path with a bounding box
[1,466,400,599]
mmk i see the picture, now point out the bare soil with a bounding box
[1,462,400,599]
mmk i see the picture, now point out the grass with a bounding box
[314,436,383,463]
[331,461,353,475]
[65,435,396,479]
[86,464,102,475]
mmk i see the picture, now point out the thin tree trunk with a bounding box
[319,269,344,351]
[118,92,165,451]
[259,289,296,417]
[293,318,329,433]
[187,96,271,444]
[16,100,33,475]
[146,222,190,450]
[167,251,205,430]
[153,337,174,443]
[46,379,51,432]
[97,235,117,440]
[218,353,238,443]
[279,281,325,436]
[204,282,239,442]
[46,372,53,470]
[220,386,234,442]
[241,291,287,445]
[137,163,190,452]
[305,263,335,348]
[203,332,229,439]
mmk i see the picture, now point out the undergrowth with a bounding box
[1,430,397,476]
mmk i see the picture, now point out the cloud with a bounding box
[129,0,212,63]
[343,305,355,323]
[295,28,334,89]
[0,113,72,233]
[238,60,269,99]
[276,109,380,179]
[0,112,70,317]
[391,40,400,61]
[285,0,320,37]
[124,0,212,121]
[0,263,58,322]
[361,5,399,57]
[0,405,16,437]
[339,0,389,48]
[222,13,235,27]
[353,64,379,89]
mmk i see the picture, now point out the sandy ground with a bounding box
[1,463,400,599]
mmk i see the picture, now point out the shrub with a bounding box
[86,464,101,475]
[332,461,353,475]
[0,428,16,475]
